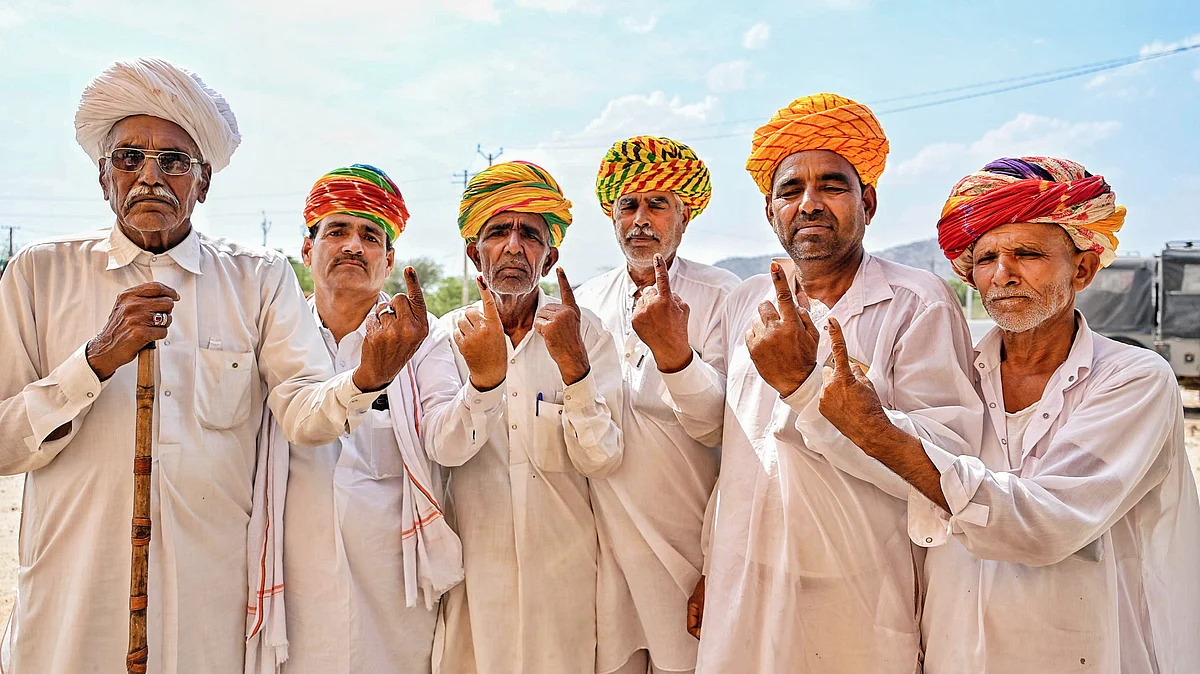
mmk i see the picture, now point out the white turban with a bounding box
[74,58,241,173]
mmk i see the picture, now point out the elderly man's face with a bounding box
[972,222,1100,333]
[302,214,394,300]
[99,115,211,241]
[467,212,558,297]
[612,190,689,266]
[766,150,876,263]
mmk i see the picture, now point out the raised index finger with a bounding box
[556,268,577,308]
[653,253,671,295]
[403,267,427,315]
[827,317,853,377]
[477,276,500,321]
[769,261,799,323]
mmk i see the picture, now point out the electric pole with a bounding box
[260,210,272,247]
[453,170,473,307]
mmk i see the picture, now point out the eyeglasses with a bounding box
[104,148,201,176]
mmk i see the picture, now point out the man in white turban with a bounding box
[0,58,422,674]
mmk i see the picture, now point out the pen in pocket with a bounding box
[536,392,543,417]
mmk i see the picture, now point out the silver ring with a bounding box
[377,306,397,318]
[152,312,167,326]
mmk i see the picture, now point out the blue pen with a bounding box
[536,392,543,417]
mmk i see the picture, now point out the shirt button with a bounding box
[150,255,158,262]
[565,394,572,401]
[163,340,170,346]
[1068,375,1075,382]
[1001,439,1007,445]
[164,391,171,397]
[510,358,516,365]
[989,403,996,408]
[86,392,94,398]
[232,362,239,369]
[625,353,631,359]
[925,537,934,544]
[1043,413,1050,419]
[473,398,482,404]
[511,391,518,397]
[511,424,518,430]
[977,363,985,369]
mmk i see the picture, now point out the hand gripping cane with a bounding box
[127,343,155,673]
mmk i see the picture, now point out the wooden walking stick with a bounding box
[127,343,155,674]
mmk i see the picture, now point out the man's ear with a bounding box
[385,247,396,276]
[99,159,111,201]
[861,183,878,224]
[196,164,212,204]
[1073,250,1102,292]
[301,236,315,268]
[466,241,482,273]
[542,247,560,277]
[764,193,774,225]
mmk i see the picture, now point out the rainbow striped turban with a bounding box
[304,164,410,241]
[595,136,712,219]
[745,93,889,195]
[937,157,1126,283]
[458,160,573,247]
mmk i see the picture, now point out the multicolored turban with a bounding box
[937,156,1126,283]
[745,93,889,195]
[596,136,712,219]
[458,161,573,247]
[304,164,410,241]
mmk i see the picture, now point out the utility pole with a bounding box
[4,225,16,258]
[453,170,473,307]
[477,144,503,167]
[260,210,272,247]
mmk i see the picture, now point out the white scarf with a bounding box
[244,407,289,674]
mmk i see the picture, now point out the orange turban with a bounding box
[745,93,888,195]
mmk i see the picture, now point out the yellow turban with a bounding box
[595,136,712,219]
[745,93,889,195]
[458,160,573,247]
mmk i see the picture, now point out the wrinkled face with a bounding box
[612,190,689,266]
[99,115,211,237]
[766,150,876,262]
[302,214,395,299]
[971,222,1099,333]
[467,211,558,296]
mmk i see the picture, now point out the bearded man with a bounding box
[819,156,1200,673]
[575,136,738,674]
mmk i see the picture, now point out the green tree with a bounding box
[287,254,314,295]
[386,256,445,296]
[427,276,482,317]
[947,277,984,317]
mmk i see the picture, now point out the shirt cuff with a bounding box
[907,486,952,547]
[920,437,990,528]
[334,371,381,432]
[563,371,601,414]
[781,367,823,420]
[659,351,710,399]
[463,380,505,411]
[26,344,106,445]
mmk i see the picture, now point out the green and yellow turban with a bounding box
[596,136,712,219]
[746,93,889,195]
[458,160,573,247]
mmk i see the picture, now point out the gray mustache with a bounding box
[626,226,658,240]
[124,185,180,209]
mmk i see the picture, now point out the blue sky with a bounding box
[0,0,1197,281]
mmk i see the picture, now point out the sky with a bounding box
[0,0,1197,283]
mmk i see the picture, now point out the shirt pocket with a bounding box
[194,347,255,430]
[528,400,573,472]
[363,408,406,479]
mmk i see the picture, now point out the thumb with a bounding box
[827,317,853,379]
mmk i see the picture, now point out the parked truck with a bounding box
[1075,241,1200,387]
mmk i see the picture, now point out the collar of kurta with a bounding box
[771,251,892,318]
[102,222,203,275]
[308,291,385,352]
[974,310,1094,388]
[622,255,683,300]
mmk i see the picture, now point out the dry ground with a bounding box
[1,392,1198,625]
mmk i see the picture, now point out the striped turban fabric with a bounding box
[458,161,573,247]
[595,136,712,219]
[745,93,889,195]
[937,156,1126,283]
[304,164,410,241]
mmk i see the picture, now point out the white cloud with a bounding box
[0,7,24,29]
[442,0,500,22]
[1138,31,1200,56]
[743,22,770,49]
[892,113,1121,183]
[706,60,751,93]
[513,0,592,12]
[1086,31,1200,94]
[619,13,658,34]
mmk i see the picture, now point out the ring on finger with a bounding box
[152,312,168,326]
[377,306,397,318]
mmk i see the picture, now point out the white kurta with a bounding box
[575,257,738,673]
[0,226,376,674]
[912,315,1200,673]
[692,254,983,674]
[432,291,624,674]
[283,299,501,674]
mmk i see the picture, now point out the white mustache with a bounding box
[985,288,1035,301]
[626,226,658,240]
[124,185,180,209]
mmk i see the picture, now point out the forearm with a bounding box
[660,351,726,447]
[852,416,949,511]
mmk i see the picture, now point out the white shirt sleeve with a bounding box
[418,317,505,467]
[917,364,1179,568]
[256,256,379,446]
[0,253,108,473]
[561,320,624,478]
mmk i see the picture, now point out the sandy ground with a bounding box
[0,394,1198,627]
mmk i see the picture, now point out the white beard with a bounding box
[984,276,1073,333]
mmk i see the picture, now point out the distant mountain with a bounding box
[714,238,951,280]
